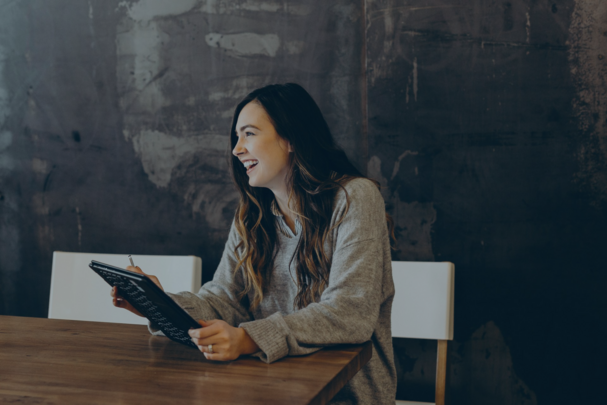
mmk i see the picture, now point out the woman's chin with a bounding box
[248,177,260,188]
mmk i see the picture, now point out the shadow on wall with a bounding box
[394,322,536,404]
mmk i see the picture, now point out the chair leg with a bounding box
[435,340,449,405]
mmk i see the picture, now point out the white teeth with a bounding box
[244,160,258,169]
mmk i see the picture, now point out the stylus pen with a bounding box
[128,255,135,267]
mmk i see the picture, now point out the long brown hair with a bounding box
[229,83,391,310]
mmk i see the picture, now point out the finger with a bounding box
[126,265,145,274]
[189,321,210,337]
[189,321,208,338]
[203,351,225,361]
[196,342,218,353]
[189,323,221,339]
[113,293,131,307]
[191,325,223,342]
[147,276,163,290]
[191,330,220,345]
[126,267,163,291]
[204,351,234,362]
[111,287,122,297]
[111,287,125,300]
[196,345,209,353]
[194,336,225,347]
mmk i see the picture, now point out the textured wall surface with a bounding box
[0,1,605,404]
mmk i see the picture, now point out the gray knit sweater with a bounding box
[149,178,396,404]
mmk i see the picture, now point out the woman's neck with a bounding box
[273,190,297,234]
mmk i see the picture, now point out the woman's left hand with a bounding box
[188,320,260,361]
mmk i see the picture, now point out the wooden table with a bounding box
[0,316,371,404]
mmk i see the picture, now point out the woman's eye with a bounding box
[245,131,255,137]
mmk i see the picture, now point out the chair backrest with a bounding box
[391,261,454,340]
[49,251,202,325]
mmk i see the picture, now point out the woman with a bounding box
[112,83,397,404]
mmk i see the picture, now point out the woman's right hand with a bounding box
[110,266,164,317]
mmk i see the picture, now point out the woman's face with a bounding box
[232,102,292,193]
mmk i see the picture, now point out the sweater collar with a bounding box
[270,199,301,238]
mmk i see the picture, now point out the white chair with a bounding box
[392,261,455,405]
[49,251,202,325]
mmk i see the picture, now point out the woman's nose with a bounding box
[232,136,246,156]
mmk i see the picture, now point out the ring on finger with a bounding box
[208,344,213,354]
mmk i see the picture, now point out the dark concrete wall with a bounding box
[0,1,605,404]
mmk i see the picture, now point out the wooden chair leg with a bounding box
[435,340,449,405]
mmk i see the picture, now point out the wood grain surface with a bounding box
[0,316,371,405]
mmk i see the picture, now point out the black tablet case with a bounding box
[89,260,200,349]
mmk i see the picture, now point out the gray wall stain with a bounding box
[118,0,200,21]
[116,0,239,228]
[568,0,607,209]
[131,130,227,188]
[198,0,311,15]
[450,321,537,404]
[205,33,281,57]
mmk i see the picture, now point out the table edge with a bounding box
[308,340,373,405]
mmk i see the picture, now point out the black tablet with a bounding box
[89,260,200,349]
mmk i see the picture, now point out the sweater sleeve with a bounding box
[239,179,390,363]
[148,220,253,335]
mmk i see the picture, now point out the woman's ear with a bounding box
[288,142,294,153]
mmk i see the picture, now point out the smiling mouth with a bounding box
[244,160,258,174]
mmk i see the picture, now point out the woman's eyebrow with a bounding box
[239,124,261,132]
